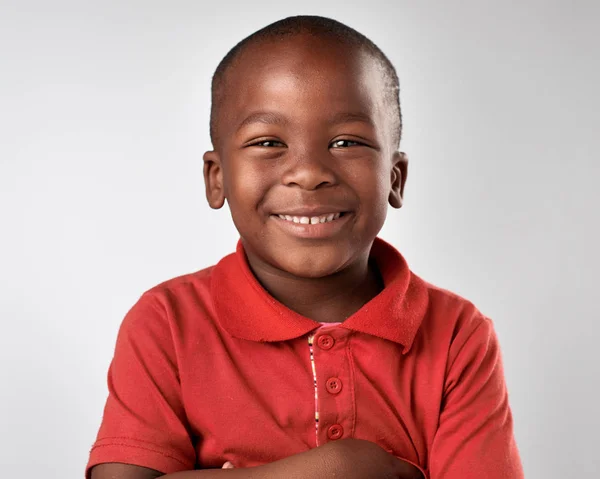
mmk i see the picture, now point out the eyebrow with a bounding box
[237,111,289,131]
[236,110,375,132]
[330,111,375,128]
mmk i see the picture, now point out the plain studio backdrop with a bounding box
[1,1,598,477]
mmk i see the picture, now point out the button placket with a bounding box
[313,329,354,444]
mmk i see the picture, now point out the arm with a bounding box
[86,295,197,477]
[92,439,424,479]
[429,316,524,478]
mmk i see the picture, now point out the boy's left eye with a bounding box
[330,139,362,148]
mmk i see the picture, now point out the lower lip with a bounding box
[270,213,353,239]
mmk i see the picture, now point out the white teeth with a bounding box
[276,213,345,224]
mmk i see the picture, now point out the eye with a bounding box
[330,139,363,148]
[250,140,285,147]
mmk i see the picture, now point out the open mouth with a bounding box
[270,211,352,239]
[273,212,347,225]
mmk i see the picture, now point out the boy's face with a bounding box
[204,34,407,279]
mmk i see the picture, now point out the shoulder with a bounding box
[144,249,243,309]
[416,274,493,347]
[407,275,503,380]
[147,262,216,296]
[118,260,226,338]
[423,278,484,317]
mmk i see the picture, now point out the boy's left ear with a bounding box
[389,151,408,209]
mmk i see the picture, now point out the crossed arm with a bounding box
[91,438,424,479]
[88,298,522,479]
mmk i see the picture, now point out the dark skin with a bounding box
[92,439,421,478]
[92,34,419,479]
[205,34,407,323]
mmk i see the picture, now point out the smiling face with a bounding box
[204,33,407,279]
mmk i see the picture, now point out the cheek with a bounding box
[348,168,390,241]
[225,161,266,207]
[223,160,275,237]
[352,164,390,217]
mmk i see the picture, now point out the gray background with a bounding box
[1,1,598,477]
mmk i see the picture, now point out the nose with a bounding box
[281,149,337,190]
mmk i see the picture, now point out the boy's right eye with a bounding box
[249,140,285,147]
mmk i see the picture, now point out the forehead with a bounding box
[218,34,389,136]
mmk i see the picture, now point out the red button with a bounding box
[326,377,342,394]
[327,424,344,440]
[317,334,334,350]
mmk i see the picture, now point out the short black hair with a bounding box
[209,15,402,149]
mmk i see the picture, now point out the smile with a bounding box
[275,212,343,225]
[270,211,352,239]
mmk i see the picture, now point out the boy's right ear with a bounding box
[203,150,225,209]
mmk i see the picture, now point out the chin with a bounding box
[271,246,353,279]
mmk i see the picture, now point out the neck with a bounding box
[244,250,383,323]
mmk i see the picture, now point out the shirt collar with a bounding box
[211,237,429,354]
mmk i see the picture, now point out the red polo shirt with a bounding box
[86,238,523,478]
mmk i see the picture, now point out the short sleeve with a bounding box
[429,316,524,478]
[86,293,196,478]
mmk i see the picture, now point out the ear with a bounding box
[203,150,225,209]
[389,151,408,209]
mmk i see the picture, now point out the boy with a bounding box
[87,15,523,479]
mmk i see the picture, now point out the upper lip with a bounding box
[271,206,351,216]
